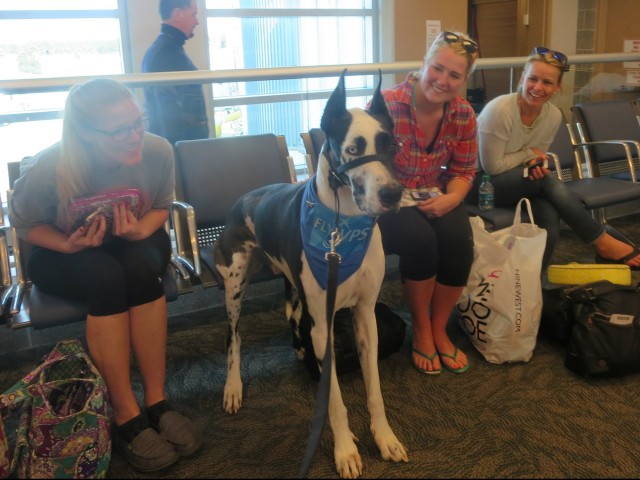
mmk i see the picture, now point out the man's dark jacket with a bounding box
[142,24,208,144]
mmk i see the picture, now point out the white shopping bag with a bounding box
[457,198,547,364]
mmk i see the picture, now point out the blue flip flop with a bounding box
[411,346,441,375]
[438,347,470,374]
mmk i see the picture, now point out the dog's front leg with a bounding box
[309,307,363,479]
[328,371,363,479]
[353,302,408,464]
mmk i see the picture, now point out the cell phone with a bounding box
[83,207,107,227]
[410,188,442,200]
[522,158,548,177]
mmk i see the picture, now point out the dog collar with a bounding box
[300,180,375,290]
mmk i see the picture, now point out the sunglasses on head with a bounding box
[441,31,479,54]
[531,46,569,71]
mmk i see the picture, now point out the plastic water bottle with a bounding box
[478,174,494,211]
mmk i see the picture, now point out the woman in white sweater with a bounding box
[473,47,640,268]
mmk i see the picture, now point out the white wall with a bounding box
[548,0,578,116]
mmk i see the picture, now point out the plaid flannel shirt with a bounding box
[382,73,478,191]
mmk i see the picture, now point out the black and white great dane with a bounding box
[213,70,408,478]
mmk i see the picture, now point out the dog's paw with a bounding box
[334,433,362,479]
[335,452,363,479]
[373,431,408,463]
[223,383,243,414]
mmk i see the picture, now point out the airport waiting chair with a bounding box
[571,99,640,182]
[300,127,326,176]
[7,221,184,330]
[171,133,294,289]
[546,122,640,224]
[5,160,187,330]
[276,134,300,184]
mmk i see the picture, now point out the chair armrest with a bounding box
[8,221,27,315]
[574,123,640,181]
[170,200,201,277]
[546,152,562,180]
[169,254,191,281]
[580,140,638,182]
[0,284,15,318]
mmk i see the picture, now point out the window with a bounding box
[0,0,126,192]
[205,0,379,173]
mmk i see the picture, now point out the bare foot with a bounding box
[595,234,640,267]
[434,338,468,370]
[411,339,441,373]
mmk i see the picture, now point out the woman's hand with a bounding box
[67,214,107,252]
[416,193,460,219]
[111,202,141,240]
[527,164,551,180]
[526,151,551,180]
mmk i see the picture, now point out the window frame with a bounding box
[203,2,381,144]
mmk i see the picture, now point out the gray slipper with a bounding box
[157,410,203,457]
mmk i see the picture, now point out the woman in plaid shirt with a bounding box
[378,31,479,375]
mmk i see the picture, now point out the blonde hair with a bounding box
[57,78,136,216]
[525,52,567,83]
[424,30,479,76]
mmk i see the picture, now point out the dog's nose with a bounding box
[379,184,403,208]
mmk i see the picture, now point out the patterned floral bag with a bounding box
[0,339,111,478]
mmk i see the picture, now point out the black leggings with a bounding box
[378,203,474,286]
[27,228,171,317]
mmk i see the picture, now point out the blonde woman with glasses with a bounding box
[9,78,202,472]
[376,31,479,375]
[473,47,640,269]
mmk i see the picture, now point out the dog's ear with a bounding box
[367,69,394,132]
[320,68,348,138]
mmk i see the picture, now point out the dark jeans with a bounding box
[27,228,171,317]
[469,168,604,266]
[378,202,474,286]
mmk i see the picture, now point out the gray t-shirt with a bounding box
[476,92,562,175]
[9,132,175,240]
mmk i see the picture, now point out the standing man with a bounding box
[142,0,209,144]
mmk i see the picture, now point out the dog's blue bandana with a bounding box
[300,180,375,290]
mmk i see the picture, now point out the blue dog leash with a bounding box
[298,228,341,478]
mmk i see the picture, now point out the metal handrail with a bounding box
[2,52,639,94]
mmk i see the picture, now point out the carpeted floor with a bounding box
[2,212,640,478]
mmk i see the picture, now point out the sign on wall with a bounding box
[623,39,640,86]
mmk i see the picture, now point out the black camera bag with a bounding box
[563,280,640,378]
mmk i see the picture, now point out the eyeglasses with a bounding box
[440,31,479,54]
[530,46,569,71]
[86,117,148,142]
